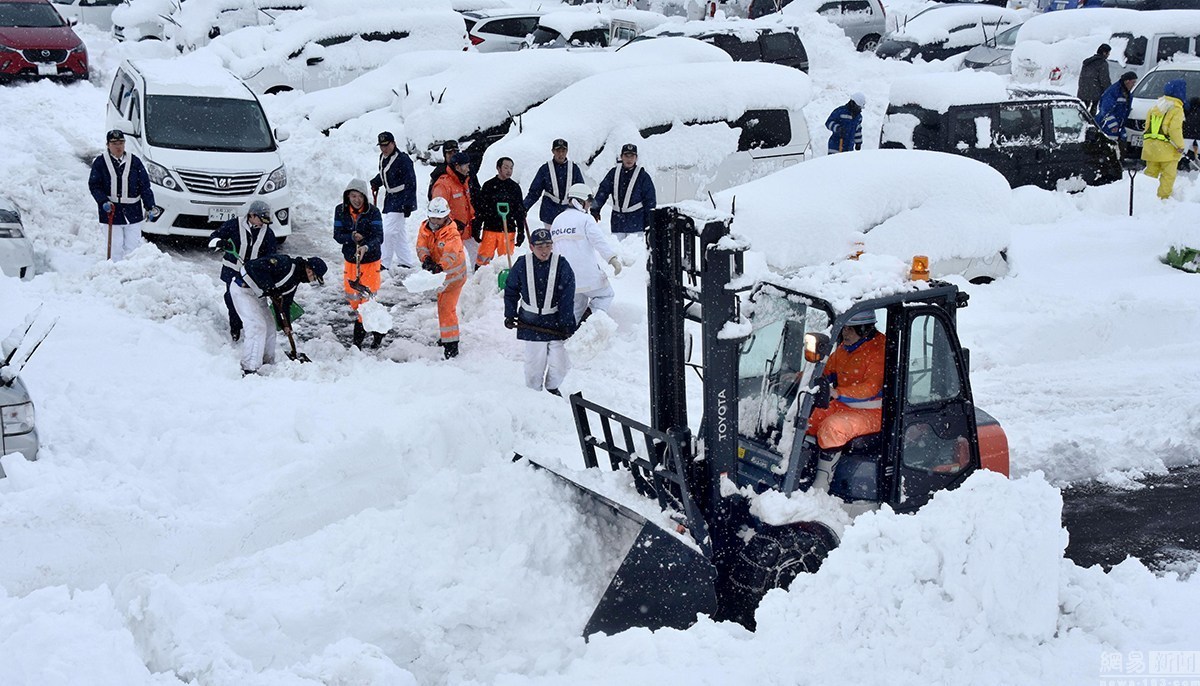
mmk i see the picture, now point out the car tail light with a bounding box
[470,34,485,46]
[1,402,34,436]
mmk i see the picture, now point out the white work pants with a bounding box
[103,221,143,262]
[524,340,569,391]
[573,283,614,322]
[229,284,277,372]
[380,212,417,270]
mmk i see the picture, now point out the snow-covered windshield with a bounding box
[0,2,66,27]
[737,291,831,451]
[145,95,275,152]
[994,23,1020,48]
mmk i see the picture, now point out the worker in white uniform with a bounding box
[549,183,621,322]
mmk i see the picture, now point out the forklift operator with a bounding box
[806,309,886,450]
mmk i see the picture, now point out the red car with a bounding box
[0,0,88,82]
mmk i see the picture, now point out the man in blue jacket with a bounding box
[334,178,385,349]
[369,131,418,271]
[503,228,576,395]
[87,129,160,261]
[208,200,279,342]
[825,93,865,155]
[591,143,656,238]
[523,138,585,229]
[1097,71,1138,155]
[234,253,327,375]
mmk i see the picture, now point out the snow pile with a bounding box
[889,6,1020,48]
[888,70,1010,112]
[402,269,445,292]
[357,300,391,334]
[714,149,1012,273]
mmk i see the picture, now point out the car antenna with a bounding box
[707,191,716,209]
[437,88,447,104]
[731,195,736,216]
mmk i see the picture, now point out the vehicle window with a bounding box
[1124,35,1147,66]
[518,17,539,34]
[612,24,637,43]
[483,18,530,37]
[1131,69,1200,99]
[734,109,792,150]
[109,71,133,109]
[817,1,839,15]
[994,23,1020,48]
[0,2,66,27]
[905,314,962,405]
[361,31,409,42]
[1051,106,1089,144]
[843,0,872,13]
[1196,35,1200,57]
[760,32,801,62]
[639,122,672,137]
[0,209,18,223]
[950,110,980,148]
[316,34,353,48]
[144,95,275,153]
[1157,36,1190,62]
[129,92,142,135]
[571,28,608,47]
[708,34,761,61]
[995,106,1043,146]
[530,27,560,45]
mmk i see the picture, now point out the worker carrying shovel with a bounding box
[503,227,576,395]
[333,178,385,349]
[473,156,527,273]
[234,253,327,376]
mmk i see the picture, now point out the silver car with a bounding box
[0,197,34,281]
[0,311,48,474]
[777,0,886,52]
[961,22,1021,74]
[463,9,542,52]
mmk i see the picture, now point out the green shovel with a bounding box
[496,201,514,290]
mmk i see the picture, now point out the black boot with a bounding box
[352,321,366,349]
[371,332,384,349]
[443,341,459,359]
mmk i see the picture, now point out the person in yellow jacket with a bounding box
[1142,79,1187,200]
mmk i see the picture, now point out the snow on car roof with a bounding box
[1017,7,1200,42]
[169,0,321,47]
[484,60,810,188]
[402,37,731,152]
[888,71,1011,112]
[891,5,1020,44]
[111,0,174,28]
[129,56,256,99]
[643,15,802,41]
[536,9,610,35]
[713,149,1012,282]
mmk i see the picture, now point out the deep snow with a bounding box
[1,11,1200,685]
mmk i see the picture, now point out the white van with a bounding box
[105,59,293,238]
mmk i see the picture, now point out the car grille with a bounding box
[176,169,263,196]
[22,49,66,64]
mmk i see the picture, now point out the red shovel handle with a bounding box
[105,206,115,260]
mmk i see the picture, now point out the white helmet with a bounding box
[851,92,866,107]
[567,183,593,202]
[428,196,451,218]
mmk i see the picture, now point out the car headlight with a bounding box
[69,43,86,54]
[0,227,24,238]
[145,160,179,191]
[992,56,1010,67]
[0,42,18,54]
[263,165,287,193]
[1,401,34,436]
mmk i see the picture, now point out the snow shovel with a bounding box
[347,247,372,299]
[105,206,115,260]
[516,321,572,339]
[272,295,311,363]
[496,201,514,290]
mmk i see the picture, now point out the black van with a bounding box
[881,88,1121,190]
[629,25,809,72]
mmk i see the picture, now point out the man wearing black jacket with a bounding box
[232,254,327,375]
[473,157,528,270]
[1078,44,1112,116]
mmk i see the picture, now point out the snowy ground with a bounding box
[2,14,1200,686]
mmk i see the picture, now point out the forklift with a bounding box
[526,207,1010,636]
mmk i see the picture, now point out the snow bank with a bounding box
[891,5,1019,46]
[714,149,1012,274]
[888,70,1010,112]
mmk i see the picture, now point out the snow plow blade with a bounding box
[525,456,719,637]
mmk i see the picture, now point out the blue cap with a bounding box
[306,257,327,283]
[529,228,553,246]
[1165,79,1187,101]
[450,151,471,166]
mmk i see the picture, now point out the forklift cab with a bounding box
[732,282,986,512]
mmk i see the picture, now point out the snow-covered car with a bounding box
[635,17,810,70]
[1124,61,1200,154]
[960,21,1020,73]
[711,149,1013,283]
[780,0,886,52]
[105,57,294,238]
[0,310,50,471]
[485,60,812,204]
[463,8,542,52]
[0,197,33,280]
[875,5,1020,62]
[881,72,1121,191]
[51,0,121,30]
[202,8,468,94]
[110,0,170,41]
[523,8,670,49]
[168,0,308,52]
[402,36,732,167]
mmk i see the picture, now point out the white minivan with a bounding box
[105,59,293,238]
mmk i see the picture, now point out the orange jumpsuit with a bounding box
[415,219,467,344]
[806,331,886,450]
[431,171,475,242]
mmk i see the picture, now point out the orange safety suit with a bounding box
[343,259,381,319]
[806,331,886,450]
[415,218,467,344]
[431,170,475,241]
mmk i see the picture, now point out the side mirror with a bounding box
[68,16,79,26]
[804,332,831,363]
[274,127,289,142]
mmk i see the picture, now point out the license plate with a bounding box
[36,63,56,77]
[208,207,238,222]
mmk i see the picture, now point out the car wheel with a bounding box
[857,34,880,52]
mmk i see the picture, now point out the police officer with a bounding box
[524,138,585,229]
[504,228,576,395]
[233,254,327,375]
[207,200,279,342]
[370,131,418,271]
[87,129,160,261]
[591,143,656,238]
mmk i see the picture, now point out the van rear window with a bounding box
[734,109,792,150]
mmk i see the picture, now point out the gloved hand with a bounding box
[352,231,364,243]
[590,208,601,222]
[370,180,380,192]
[147,206,163,222]
[505,316,517,330]
[422,257,437,273]
[472,228,483,243]
[608,256,622,276]
[431,263,443,274]
[102,201,113,214]
[403,209,412,218]
[855,144,862,151]
[208,237,222,250]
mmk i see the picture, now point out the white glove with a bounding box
[208,238,221,250]
[608,256,622,276]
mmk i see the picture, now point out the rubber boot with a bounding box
[371,332,384,349]
[443,341,459,359]
[352,321,366,349]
